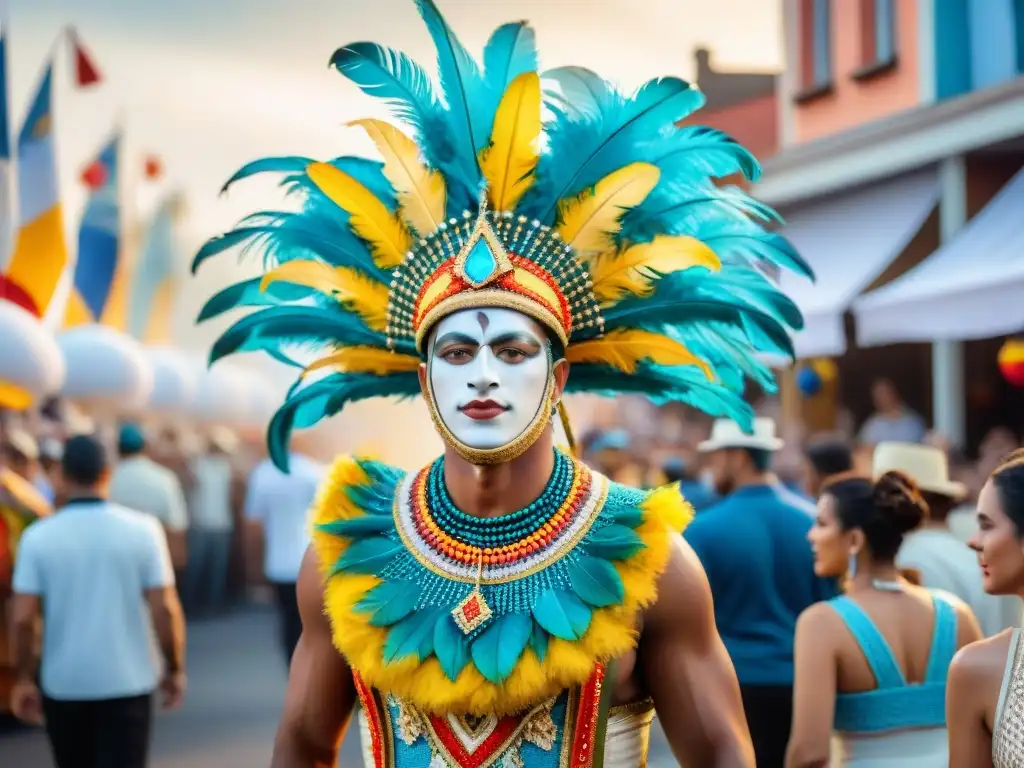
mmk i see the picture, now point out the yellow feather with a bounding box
[566,328,712,379]
[306,161,411,269]
[555,163,660,255]
[350,119,446,236]
[479,72,542,212]
[309,454,688,716]
[261,261,389,332]
[303,347,420,378]
[589,234,722,304]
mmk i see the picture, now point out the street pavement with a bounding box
[0,606,678,767]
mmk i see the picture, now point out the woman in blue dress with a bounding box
[786,471,982,767]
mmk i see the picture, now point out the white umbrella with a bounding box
[0,302,65,410]
[58,325,154,413]
[190,362,254,427]
[144,346,199,414]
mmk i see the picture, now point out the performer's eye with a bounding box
[441,347,475,364]
[496,347,528,364]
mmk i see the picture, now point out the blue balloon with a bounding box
[795,366,822,397]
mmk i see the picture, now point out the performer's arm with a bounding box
[640,538,754,767]
[270,547,357,768]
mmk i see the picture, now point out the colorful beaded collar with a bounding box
[310,454,689,716]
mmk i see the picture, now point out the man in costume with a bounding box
[193,2,810,764]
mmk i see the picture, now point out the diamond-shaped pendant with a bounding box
[452,588,493,634]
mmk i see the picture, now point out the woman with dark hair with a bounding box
[786,472,982,767]
[946,449,1024,767]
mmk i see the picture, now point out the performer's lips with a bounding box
[459,400,508,421]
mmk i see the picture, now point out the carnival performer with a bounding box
[193,2,811,765]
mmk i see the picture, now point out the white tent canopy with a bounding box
[855,166,1024,345]
[144,346,199,413]
[0,302,65,408]
[777,169,939,358]
[58,325,154,412]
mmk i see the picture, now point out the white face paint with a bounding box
[428,308,552,450]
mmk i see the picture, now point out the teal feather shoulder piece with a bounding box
[308,452,692,716]
[192,0,811,469]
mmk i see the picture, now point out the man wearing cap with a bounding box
[110,424,190,582]
[684,417,837,768]
[875,441,1018,636]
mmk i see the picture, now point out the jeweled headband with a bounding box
[191,0,812,470]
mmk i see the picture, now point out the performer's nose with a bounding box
[467,350,500,392]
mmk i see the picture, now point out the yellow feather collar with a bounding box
[309,455,692,716]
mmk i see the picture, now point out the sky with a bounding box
[6,0,783,455]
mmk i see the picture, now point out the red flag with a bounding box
[70,29,102,87]
[144,155,163,180]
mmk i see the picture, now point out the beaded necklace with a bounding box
[425,449,575,548]
[409,449,590,570]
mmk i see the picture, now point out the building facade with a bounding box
[763,0,1024,449]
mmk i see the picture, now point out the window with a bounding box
[859,0,897,71]
[799,0,833,92]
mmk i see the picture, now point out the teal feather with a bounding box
[330,42,441,138]
[333,536,404,575]
[209,306,385,365]
[191,227,269,274]
[469,613,533,684]
[525,77,705,221]
[221,156,312,193]
[268,372,420,471]
[654,125,761,182]
[567,555,625,608]
[529,621,549,662]
[433,614,471,681]
[478,21,537,143]
[196,277,314,323]
[383,608,440,664]
[583,524,645,561]
[566,362,753,427]
[357,580,421,626]
[608,507,644,529]
[415,0,487,165]
[532,589,592,641]
[317,516,395,538]
[543,66,608,119]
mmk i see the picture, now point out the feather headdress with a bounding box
[193,0,812,469]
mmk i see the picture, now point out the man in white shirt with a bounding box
[185,430,237,616]
[109,424,189,579]
[244,450,324,666]
[9,434,186,768]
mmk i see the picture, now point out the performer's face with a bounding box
[426,308,553,451]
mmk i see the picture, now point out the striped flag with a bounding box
[0,29,12,269]
[128,194,180,342]
[64,135,120,327]
[2,62,67,317]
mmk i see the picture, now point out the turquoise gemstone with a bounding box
[463,238,498,284]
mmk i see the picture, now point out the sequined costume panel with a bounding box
[994,629,1024,767]
[355,668,655,768]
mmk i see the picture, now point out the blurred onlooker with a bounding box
[244,449,325,666]
[3,429,42,489]
[109,424,190,582]
[804,440,854,499]
[660,455,718,512]
[38,438,63,505]
[9,434,185,768]
[876,441,1017,637]
[857,378,926,446]
[685,417,837,767]
[185,429,237,617]
[585,429,645,486]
